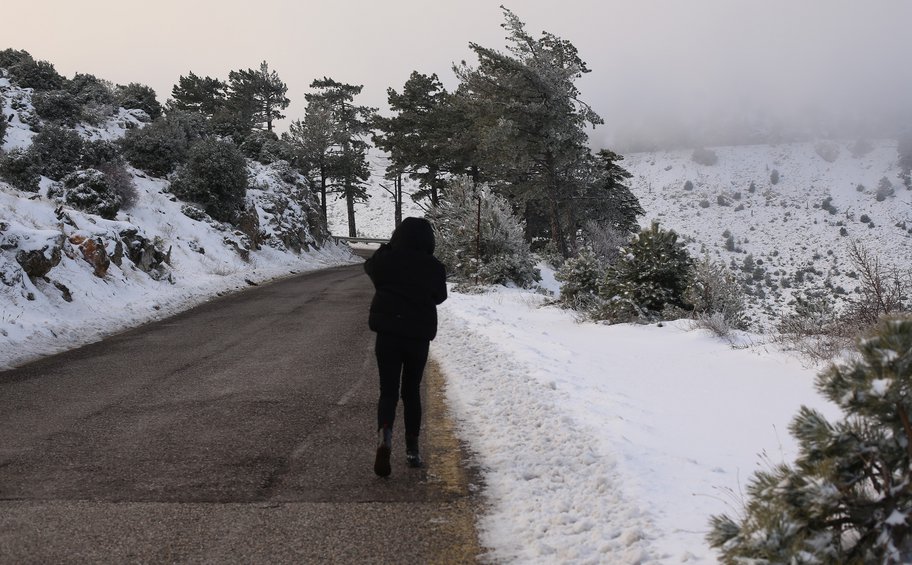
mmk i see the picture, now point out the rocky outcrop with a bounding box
[14,238,63,278]
[68,234,110,278]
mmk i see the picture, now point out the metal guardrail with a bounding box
[331,235,389,244]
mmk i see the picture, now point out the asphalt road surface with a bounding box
[0,260,481,563]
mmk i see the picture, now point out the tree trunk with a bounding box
[319,168,328,229]
[394,173,403,228]
[544,153,569,257]
[345,181,357,237]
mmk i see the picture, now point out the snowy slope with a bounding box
[0,78,356,370]
[624,140,911,329]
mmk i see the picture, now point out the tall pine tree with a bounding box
[283,99,337,227]
[167,72,228,118]
[454,7,603,257]
[305,78,375,237]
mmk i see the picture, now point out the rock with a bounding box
[78,237,110,278]
[119,228,168,273]
[53,280,73,302]
[234,206,262,251]
[16,240,63,278]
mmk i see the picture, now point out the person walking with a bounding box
[364,217,447,477]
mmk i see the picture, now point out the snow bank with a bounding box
[433,279,840,563]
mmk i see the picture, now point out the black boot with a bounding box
[374,427,392,477]
[405,435,422,468]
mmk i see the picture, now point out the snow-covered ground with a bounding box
[0,78,357,370]
[432,272,840,563]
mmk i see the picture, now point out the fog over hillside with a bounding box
[5,1,909,150]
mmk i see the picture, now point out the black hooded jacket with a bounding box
[364,217,447,341]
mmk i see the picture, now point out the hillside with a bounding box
[624,141,910,329]
[0,75,355,370]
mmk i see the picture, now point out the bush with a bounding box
[8,58,64,90]
[169,139,248,223]
[0,111,7,145]
[54,168,123,219]
[770,169,780,185]
[813,140,840,162]
[581,219,627,265]
[32,89,81,125]
[119,111,208,176]
[683,180,694,191]
[80,139,120,168]
[876,176,895,201]
[116,83,162,120]
[598,222,693,322]
[97,161,138,210]
[709,317,912,563]
[0,149,41,192]
[29,124,84,180]
[555,247,604,311]
[428,176,539,287]
[239,129,279,161]
[686,255,746,330]
[0,48,34,72]
[691,147,718,166]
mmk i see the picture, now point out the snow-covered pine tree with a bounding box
[555,247,604,312]
[598,222,692,322]
[428,176,538,287]
[708,316,912,564]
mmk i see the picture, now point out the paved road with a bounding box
[0,262,480,563]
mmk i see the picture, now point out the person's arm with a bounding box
[432,261,447,305]
[363,244,388,281]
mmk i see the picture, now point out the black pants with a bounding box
[375,332,429,437]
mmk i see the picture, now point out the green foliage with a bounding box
[709,317,912,564]
[555,247,603,310]
[119,111,208,176]
[31,89,81,125]
[54,168,124,219]
[227,61,290,133]
[373,71,454,206]
[167,72,228,117]
[116,82,162,120]
[598,222,693,322]
[29,124,84,180]
[0,149,41,192]
[80,139,120,168]
[429,176,539,287]
[685,255,746,329]
[169,139,248,223]
[7,57,64,90]
[67,73,115,107]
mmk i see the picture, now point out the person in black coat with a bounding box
[364,217,447,477]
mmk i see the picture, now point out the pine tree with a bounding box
[167,71,228,118]
[373,71,454,207]
[283,100,337,226]
[598,222,692,321]
[305,78,375,237]
[709,317,912,564]
[428,176,538,287]
[454,7,603,257]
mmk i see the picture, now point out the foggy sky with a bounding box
[5,0,910,149]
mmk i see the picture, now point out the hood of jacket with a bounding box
[389,217,435,255]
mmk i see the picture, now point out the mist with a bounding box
[5,0,910,151]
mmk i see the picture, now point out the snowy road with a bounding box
[0,262,479,563]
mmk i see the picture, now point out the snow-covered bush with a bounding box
[814,140,840,162]
[876,176,895,201]
[6,58,64,91]
[97,161,138,210]
[0,149,40,192]
[598,222,693,323]
[31,89,81,126]
[775,293,845,361]
[708,316,912,564]
[115,83,162,120]
[555,247,604,312]
[119,111,207,177]
[686,255,746,330]
[581,219,627,266]
[0,116,8,148]
[29,124,84,180]
[691,147,718,166]
[169,139,248,223]
[428,176,539,287]
[770,168,780,185]
[53,169,123,220]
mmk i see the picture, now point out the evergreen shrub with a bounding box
[709,317,912,564]
[119,111,207,176]
[0,149,40,192]
[598,222,693,322]
[428,176,539,287]
[169,139,248,223]
[116,83,162,120]
[54,168,123,219]
[32,89,81,125]
[29,124,84,180]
